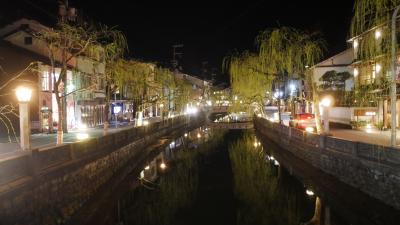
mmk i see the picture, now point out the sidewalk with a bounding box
[330,128,400,147]
[0,116,164,155]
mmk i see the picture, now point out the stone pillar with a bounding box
[19,102,31,150]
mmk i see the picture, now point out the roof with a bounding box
[174,72,211,87]
[312,48,353,68]
[0,40,50,66]
[0,18,49,38]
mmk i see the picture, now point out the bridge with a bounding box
[211,106,229,113]
[207,121,253,130]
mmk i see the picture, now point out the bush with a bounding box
[350,120,367,128]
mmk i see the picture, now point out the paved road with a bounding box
[330,128,400,147]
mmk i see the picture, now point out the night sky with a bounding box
[1,0,355,83]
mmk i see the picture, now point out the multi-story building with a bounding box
[174,72,212,107]
[348,25,393,128]
[0,18,106,133]
[311,48,354,92]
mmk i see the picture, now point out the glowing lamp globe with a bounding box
[16,86,32,102]
[321,96,332,107]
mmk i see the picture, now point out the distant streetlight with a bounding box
[375,29,382,40]
[290,84,296,92]
[16,86,32,150]
[321,96,333,134]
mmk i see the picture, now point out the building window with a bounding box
[42,71,49,91]
[24,36,32,45]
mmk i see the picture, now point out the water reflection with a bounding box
[104,129,398,225]
[120,127,226,225]
[229,132,314,225]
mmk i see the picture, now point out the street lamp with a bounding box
[321,96,333,134]
[15,86,32,150]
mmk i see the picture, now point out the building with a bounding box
[0,18,106,134]
[311,48,354,92]
[348,25,394,128]
[174,72,212,107]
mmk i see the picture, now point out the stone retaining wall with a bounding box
[0,115,204,225]
[254,117,400,210]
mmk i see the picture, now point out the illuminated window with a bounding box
[41,71,49,91]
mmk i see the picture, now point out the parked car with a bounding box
[289,113,316,132]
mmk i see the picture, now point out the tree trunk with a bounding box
[306,71,322,133]
[103,85,110,132]
[56,93,63,144]
[312,82,322,133]
[62,90,68,133]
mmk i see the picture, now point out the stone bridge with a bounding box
[207,121,253,130]
[211,106,229,113]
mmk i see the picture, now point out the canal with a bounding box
[69,127,400,225]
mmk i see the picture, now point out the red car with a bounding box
[289,113,316,132]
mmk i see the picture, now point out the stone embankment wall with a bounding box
[254,117,400,210]
[0,115,204,225]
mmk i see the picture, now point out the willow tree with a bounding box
[113,60,154,121]
[223,51,274,115]
[256,27,325,133]
[174,78,193,113]
[350,0,399,126]
[154,68,192,116]
[102,28,128,130]
[154,67,175,116]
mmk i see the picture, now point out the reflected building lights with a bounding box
[76,133,89,140]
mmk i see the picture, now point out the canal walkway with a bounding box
[330,127,400,147]
[0,117,163,155]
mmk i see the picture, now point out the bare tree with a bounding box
[36,22,101,143]
[0,63,37,142]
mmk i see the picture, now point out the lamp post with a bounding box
[290,83,297,115]
[274,90,283,124]
[16,86,32,150]
[321,96,332,134]
[114,89,119,128]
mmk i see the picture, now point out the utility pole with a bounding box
[171,44,184,72]
[390,5,400,147]
[58,0,77,23]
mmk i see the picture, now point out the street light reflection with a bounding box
[76,133,89,140]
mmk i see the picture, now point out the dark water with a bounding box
[75,127,400,225]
